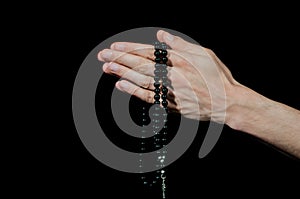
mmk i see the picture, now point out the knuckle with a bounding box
[177,58,190,67]
[136,63,153,76]
[205,48,216,57]
[141,76,152,89]
[145,91,154,103]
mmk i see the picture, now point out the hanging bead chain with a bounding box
[154,41,168,199]
[139,106,147,184]
[139,42,169,199]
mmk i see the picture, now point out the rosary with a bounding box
[139,42,169,198]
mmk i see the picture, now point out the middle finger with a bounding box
[98,49,155,76]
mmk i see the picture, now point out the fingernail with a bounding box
[100,50,112,59]
[164,32,174,42]
[109,62,118,72]
[114,43,125,51]
[119,81,129,90]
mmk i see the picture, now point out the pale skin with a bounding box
[98,30,300,159]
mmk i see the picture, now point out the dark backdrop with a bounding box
[18,2,300,198]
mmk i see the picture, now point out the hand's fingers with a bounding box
[116,80,155,104]
[103,62,154,90]
[109,42,184,67]
[111,42,154,60]
[116,80,174,110]
[98,49,154,76]
[157,30,207,56]
[98,39,199,74]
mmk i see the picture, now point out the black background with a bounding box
[14,2,300,198]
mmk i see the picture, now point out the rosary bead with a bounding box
[154,82,161,88]
[161,69,168,74]
[163,80,170,87]
[154,94,160,101]
[154,49,161,56]
[162,57,168,63]
[152,113,160,117]
[161,50,167,56]
[161,94,167,100]
[154,42,160,50]
[154,69,161,75]
[162,76,168,82]
[155,57,161,63]
[154,76,160,82]
[155,63,163,68]
[154,100,160,105]
[155,106,161,111]
[162,101,168,107]
[161,87,168,94]
[154,88,160,93]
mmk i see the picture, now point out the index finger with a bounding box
[111,42,154,60]
[110,42,184,67]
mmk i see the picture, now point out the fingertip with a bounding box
[111,42,125,51]
[116,80,129,92]
[157,30,165,42]
[110,42,116,49]
[97,51,104,61]
[115,81,121,90]
[102,62,109,72]
[164,31,174,42]
[157,30,174,46]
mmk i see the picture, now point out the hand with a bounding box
[98,30,238,123]
[98,30,300,158]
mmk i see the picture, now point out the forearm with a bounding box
[226,85,300,159]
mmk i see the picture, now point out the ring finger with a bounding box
[103,62,155,90]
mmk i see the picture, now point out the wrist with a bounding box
[225,84,268,133]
